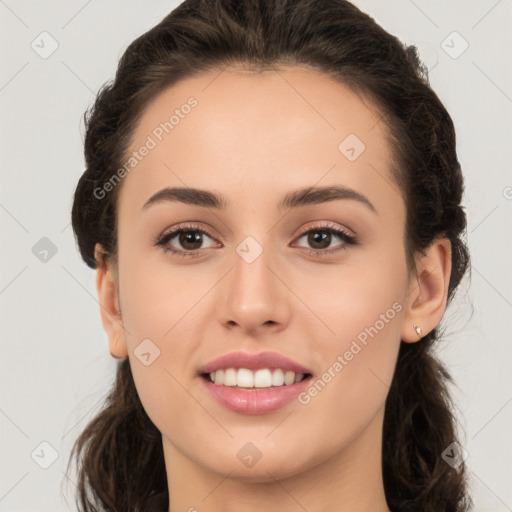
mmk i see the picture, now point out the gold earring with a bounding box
[413,325,422,337]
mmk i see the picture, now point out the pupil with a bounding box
[180,231,202,250]
[309,231,330,249]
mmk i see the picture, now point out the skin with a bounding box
[95,65,451,512]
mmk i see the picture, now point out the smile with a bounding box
[203,367,310,388]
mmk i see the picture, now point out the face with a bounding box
[102,65,420,482]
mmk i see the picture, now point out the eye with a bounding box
[155,223,219,258]
[154,221,357,258]
[292,222,357,255]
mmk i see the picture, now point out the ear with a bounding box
[94,243,128,358]
[401,237,452,343]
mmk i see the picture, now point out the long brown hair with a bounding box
[68,1,472,511]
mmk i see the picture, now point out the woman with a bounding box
[68,0,472,511]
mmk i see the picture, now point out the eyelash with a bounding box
[154,221,358,259]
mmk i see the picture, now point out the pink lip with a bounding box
[198,351,313,415]
[200,376,312,415]
[199,351,312,374]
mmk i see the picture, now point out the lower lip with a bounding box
[200,375,312,415]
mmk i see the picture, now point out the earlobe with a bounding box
[401,238,452,343]
[94,243,128,359]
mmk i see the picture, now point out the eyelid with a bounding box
[154,220,357,256]
[294,220,356,240]
[291,221,357,255]
[153,222,218,248]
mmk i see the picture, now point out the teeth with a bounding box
[254,369,272,388]
[271,369,284,386]
[224,368,237,386]
[284,370,295,385]
[209,368,307,388]
[214,369,223,385]
[237,368,254,387]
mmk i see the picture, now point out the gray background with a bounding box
[1,0,511,510]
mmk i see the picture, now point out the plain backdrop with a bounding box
[1,1,511,511]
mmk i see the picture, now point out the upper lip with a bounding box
[199,351,312,375]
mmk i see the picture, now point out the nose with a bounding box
[217,239,291,335]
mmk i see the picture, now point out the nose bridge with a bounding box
[232,233,277,306]
[218,232,290,331]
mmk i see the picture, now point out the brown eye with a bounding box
[293,225,357,254]
[156,224,219,256]
[177,231,204,251]
[305,230,333,250]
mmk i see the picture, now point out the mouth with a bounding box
[198,351,314,414]
[201,368,313,389]
[199,369,313,414]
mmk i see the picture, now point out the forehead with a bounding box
[118,65,402,219]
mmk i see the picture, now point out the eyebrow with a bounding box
[142,185,377,214]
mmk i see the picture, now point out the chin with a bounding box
[200,450,313,483]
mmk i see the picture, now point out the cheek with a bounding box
[117,244,215,431]
[296,244,407,349]
[293,251,406,426]
[295,304,403,450]
[118,247,203,345]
